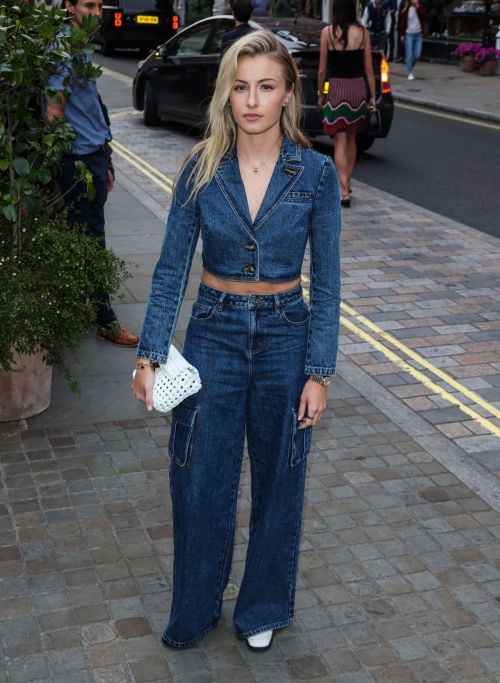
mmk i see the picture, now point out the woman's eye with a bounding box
[261,84,274,91]
[234,84,246,91]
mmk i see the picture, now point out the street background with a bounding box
[1,53,500,683]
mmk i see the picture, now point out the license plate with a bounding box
[137,15,159,24]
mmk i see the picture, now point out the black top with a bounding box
[327,26,365,79]
[221,23,254,55]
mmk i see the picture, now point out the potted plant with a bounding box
[475,47,500,77]
[451,42,479,72]
[0,1,127,421]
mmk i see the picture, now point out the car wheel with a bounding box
[356,134,374,154]
[101,37,115,56]
[143,81,161,127]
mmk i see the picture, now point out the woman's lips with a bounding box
[244,114,262,121]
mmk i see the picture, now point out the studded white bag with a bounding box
[133,345,201,413]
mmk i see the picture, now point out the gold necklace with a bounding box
[238,148,281,174]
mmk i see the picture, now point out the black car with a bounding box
[132,16,393,150]
[95,0,178,55]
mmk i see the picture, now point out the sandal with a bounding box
[341,194,351,208]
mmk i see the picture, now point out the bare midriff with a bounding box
[202,270,301,295]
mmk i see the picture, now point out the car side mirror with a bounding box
[159,44,168,60]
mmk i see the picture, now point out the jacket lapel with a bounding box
[214,139,304,231]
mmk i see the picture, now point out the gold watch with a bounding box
[309,375,331,386]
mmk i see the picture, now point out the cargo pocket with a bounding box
[168,403,199,468]
[288,409,313,468]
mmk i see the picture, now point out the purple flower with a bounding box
[474,47,500,65]
[451,42,479,58]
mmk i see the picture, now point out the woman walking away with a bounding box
[398,0,427,80]
[132,30,341,652]
[317,0,376,208]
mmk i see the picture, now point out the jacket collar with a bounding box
[216,137,304,230]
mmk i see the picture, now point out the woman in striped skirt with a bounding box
[317,0,376,207]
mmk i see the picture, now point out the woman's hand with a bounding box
[368,96,376,109]
[317,94,327,107]
[131,365,155,411]
[297,380,328,429]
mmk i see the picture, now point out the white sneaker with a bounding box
[246,629,273,651]
[408,73,415,81]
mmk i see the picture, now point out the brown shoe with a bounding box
[96,325,139,347]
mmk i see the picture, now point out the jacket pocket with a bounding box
[168,404,198,468]
[289,409,313,467]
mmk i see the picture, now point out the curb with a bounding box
[392,91,500,125]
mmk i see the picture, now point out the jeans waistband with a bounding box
[197,282,303,310]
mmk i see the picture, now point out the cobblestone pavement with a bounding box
[2,100,500,682]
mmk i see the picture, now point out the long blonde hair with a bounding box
[183,29,310,199]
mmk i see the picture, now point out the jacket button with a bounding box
[243,264,256,274]
[244,242,256,251]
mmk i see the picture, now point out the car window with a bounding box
[167,24,212,56]
[120,0,172,9]
[205,20,235,54]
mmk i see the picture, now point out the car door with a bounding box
[153,22,213,124]
[196,19,235,118]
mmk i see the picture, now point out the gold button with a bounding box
[244,242,256,251]
[243,264,256,274]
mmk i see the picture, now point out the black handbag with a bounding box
[365,105,381,135]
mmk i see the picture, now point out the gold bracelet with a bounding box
[135,360,160,372]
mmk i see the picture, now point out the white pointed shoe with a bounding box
[246,629,274,651]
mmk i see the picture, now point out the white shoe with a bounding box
[408,73,415,80]
[246,629,273,651]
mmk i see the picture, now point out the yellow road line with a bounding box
[110,140,500,437]
[111,142,173,194]
[109,109,140,119]
[300,274,500,436]
[341,299,500,422]
[112,140,174,186]
[395,102,500,132]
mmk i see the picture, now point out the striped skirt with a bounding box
[322,77,368,136]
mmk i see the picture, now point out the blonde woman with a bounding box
[132,30,340,651]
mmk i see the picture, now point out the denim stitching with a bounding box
[286,459,307,618]
[162,620,217,649]
[237,617,293,639]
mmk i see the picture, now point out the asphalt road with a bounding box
[93,48,500,240]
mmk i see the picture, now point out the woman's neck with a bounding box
[236,129,283,163]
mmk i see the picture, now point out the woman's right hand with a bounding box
[131,365,155,411]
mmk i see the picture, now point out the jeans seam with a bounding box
[214,451,243,618]
[286,460,307,619]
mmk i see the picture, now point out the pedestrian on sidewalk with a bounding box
[361,0,391,53]
[221,0,254,55]
[132,30,340,652]
[44,0,139,347]
[398,0,427,80]
[318,0,376,207]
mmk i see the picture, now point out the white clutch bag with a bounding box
[133,345,202,413]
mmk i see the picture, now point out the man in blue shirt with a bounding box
[45,0,139,346]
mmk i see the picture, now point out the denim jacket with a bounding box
[138,138,341,376]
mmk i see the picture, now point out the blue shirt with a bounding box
[47,45,111,155]
[138,139,341,376]
[252,0,271,15]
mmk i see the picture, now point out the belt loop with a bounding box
[217,292,226,310]
[274,293,281,313]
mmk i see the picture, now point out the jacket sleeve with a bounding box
[137,160,200,363]
[305,156,341,376]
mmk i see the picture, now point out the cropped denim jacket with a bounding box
[138,138,341,376]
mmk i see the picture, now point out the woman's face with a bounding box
[229,55,292,137]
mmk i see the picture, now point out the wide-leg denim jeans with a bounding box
[163,283,312,648]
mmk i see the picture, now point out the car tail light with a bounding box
[381,57,391,94]
[114,11,122,27]
[172,14,179,29]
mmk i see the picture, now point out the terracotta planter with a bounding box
[459,55,475,72]
[0,351,52,422]
[479,59,497,76]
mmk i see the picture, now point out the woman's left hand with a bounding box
[317,94,327,107]
[297,380,328,429]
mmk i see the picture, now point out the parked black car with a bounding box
[132,16,393,149]
[95,0,179,56]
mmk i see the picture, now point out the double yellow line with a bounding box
[111,139,173,194]
[112,135,500,439]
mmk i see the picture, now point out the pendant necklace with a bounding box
[239,148,280,174]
